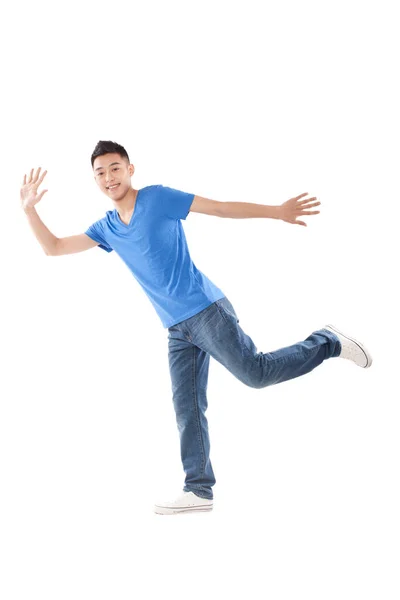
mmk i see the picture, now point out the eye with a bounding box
[113,168,119,171]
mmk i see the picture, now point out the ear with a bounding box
[129,164,135,176]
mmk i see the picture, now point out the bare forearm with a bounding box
[23,207,58,255]
[220,202,281,220]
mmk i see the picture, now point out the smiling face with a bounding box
[93,152,135,200]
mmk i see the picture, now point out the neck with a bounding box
[114,187,138,218]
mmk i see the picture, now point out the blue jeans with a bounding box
[167,297,341,500]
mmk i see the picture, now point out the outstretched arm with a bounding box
[190,193,321,227]
[20,167,99,256]
[21,167,58,255]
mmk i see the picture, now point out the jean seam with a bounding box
[191,345,206,482]
[215,301,235,331]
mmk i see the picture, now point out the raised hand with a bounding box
[20,167,48,211]
[279,192,321,227]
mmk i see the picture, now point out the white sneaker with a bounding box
[324,324,373,368]
[154,491,213,515]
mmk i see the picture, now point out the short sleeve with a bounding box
[161,186,195,220]
[84,219,113,253]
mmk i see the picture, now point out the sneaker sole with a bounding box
[154,505,213,515]
[325,324,373,368]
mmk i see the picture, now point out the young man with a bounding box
[21,140,372,516]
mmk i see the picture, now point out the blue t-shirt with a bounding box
[84,184,225,328]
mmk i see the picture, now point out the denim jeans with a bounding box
[167,296,341,500]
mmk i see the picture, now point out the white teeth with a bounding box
[109,185,119,189]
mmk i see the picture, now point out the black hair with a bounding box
[91,140,130,168]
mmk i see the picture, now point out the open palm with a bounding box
[280,192,321,227]
[20,167,48,210]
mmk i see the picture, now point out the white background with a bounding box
[1,0,399,598]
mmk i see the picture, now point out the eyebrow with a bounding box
[94,161,121,172]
